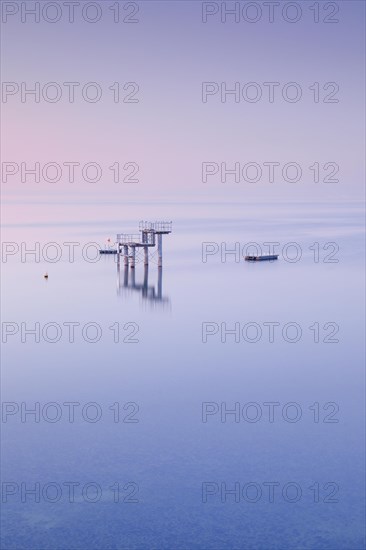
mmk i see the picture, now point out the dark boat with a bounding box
[99,249,117,254]
[245,255,278,261]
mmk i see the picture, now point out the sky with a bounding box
[1,0,365,207]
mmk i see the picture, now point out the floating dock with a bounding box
[245,255,279,261]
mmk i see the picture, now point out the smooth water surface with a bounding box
[1,197,365,549]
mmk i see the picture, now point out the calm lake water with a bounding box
[1,197,365,549]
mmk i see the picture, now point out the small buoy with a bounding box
[44,273,48,279]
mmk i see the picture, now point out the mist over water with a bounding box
[1,197,364,549]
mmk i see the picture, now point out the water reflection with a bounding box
[116,259,170,308]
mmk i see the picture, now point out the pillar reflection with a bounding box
[117,255,170,308]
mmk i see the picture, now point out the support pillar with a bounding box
[117,242,122,267]
[157,234,163,267]
[143,264,148,297]
[116,255,121,295]
[157,267,162,300]
[144,246,149,266]
[123,245,128,267]
[130,263,136,287]
[130,245,136,269]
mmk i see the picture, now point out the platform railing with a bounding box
[117,233,141,245]
[139,221,172,233]
[141,231,156,245]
